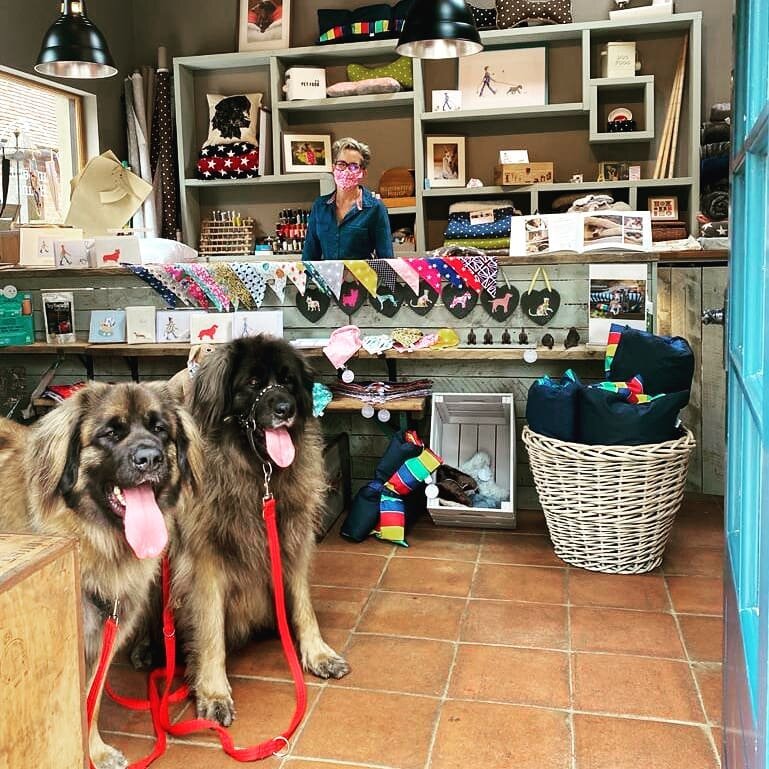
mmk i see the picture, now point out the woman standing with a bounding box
[302,137,393,261]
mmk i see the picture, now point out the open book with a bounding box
[510,211,652,256]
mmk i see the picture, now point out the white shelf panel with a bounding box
[387,206,417,214]
[421,102,585,123]
[589,131,655,143]
[588,76,655,89]
[184,173,329,188]
[277,91,414,113]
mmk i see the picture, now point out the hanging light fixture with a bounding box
[35,0,117,79]
[396,0,483,59]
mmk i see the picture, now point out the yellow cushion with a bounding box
[347,57,413,89]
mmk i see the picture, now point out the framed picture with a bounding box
[431,90,462,112]
[648,195,679,220]
[238,0,290,51]
[283,134,332,173]
[588,263,648,344]
[458,47,547,110]
[597,161,629,182]
[426,136,466,188]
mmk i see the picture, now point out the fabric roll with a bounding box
[700,154,730,186]
[701,190,729,220]
[701,121,731,145]
[700,220,729,238]
[701,141,730,158]
[443,236,510,250]
[151,68,180,238]
[709,102,731,122]
[131,72,159,237]
[448,199,516,215]
[124,78,145,233]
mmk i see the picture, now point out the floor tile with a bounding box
[693,663,723,725]
[667,576,724,615]
[679,615,724,662]
[472,563,566,604]
[571,607,685,658]
[449,644,569,708]
[712,726,724,764]
[462,599,568,649]
[394,526,481,561]
[104,734,250,769]
[283,762,376,769]
[332,634,454,696]
[293,688,438,769]
[358,591,466,640]
[569,570,669,612]
[670,513,724,549]
[663,545,724,578]
[310,551,388,589]
[574,714,718,769]
[380,557,475,597]
[480,533,562,566]
[317,520,397,556]
[431,700,571,769]
[309,585,372,632]
[514,509,549,534]
[573,653,705,722]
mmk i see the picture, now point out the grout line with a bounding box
[566,569,577,769]
[422,530,484,769]
[281,756,403,768]
[663,572,722,768]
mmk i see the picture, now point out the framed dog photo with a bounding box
[238,0,290,51]
[648,195,679,220]
[283,134,332,173]
[431,90,462,112]
[597,161,629,182]
[426,136,466,188]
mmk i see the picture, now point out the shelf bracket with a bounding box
[77,354,94,381]
[123,356,140,382]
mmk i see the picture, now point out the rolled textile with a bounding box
[700,155,730,186]
[701,141,730,158]
[448,199,516,214]
[709,102,731,122]
[701,190,729,220]
[700,219,729,238]
[702,121,731,145]
[443,236,511,250]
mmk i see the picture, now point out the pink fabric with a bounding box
[323,325,363,369]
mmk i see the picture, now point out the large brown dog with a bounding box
[172,336,350,726]
[0,382,201,769]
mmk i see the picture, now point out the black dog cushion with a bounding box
[204,93,262,147]
[496,0,572,28]
[526,369,582,443]
[579,388,690,446]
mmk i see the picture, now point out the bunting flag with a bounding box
[303,262,332,297]
[344,259,378,297]
[284,260,307,295]
[369,259,400,293]
[308,260,345,299]
[165,264,212,309]
[386,258,421,295]
[409,259,442,293]
[259,261,287,302]
[230,262,267,308]
[184,264,231,311]
[152,265,194,307]
[427,257,464,289]
[210,263,254,309]
[462,255,499,297]
[442,256,482,293]
[126,265,179,307]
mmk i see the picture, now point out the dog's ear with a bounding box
[295,350,316,419]
[174,406,204,492]
[191,344,234,434]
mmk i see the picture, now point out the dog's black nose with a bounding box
[132,446,163,471]
[273,400,295,419]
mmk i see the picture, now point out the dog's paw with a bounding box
[196,693,236,727]
[129,636,155,671]
[92,744,128,769]
[305,650,351,680]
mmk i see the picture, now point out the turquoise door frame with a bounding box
[725,2,769,768]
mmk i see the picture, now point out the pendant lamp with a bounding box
[396,0,483,59]
[35,0,117,79]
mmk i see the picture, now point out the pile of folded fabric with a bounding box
[698,102,730,249]
[442,199,520,255]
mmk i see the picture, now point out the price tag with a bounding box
[469,209,495,225]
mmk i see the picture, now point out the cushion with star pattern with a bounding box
[196,142,260,180]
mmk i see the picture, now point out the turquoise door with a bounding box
[725,2,769,767]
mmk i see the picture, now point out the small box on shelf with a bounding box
[494,163,554,186]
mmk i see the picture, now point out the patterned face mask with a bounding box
[333,166,365,190]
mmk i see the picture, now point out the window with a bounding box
[0,67,88,224]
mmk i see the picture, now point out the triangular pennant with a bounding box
[210,263,254,309]
[462,255,498,298]
[344,259,378,297]
[162,264,208,308]
[442,256,482,293]
[311,260,345,299]
[409,259,442,293]
[303,262,333,297]
[369,259,400,293]
[427,257,465,289]
[284,260,307,295]
[127,265,179,307]
[259,261,287,302]
[387,258,421,295]
[183,264,229,311]
[230,263,267,308]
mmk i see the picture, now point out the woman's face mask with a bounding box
[333,164,365,190]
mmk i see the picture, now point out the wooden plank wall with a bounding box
[0,264,602,510]
[657,265,727,495]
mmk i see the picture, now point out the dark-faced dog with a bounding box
[211,95,252,140]
[171,336,350,726]
[0,382,202,769]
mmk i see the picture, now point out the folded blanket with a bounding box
[702,121,731,145]
[444,207,515,239]
[701,141,730,158]
[701,155,730,186]
[700,219,729,238]
[701,190,729,220]
[698,236,729,250]
[710,102,731,122]
[448,199,516,215]
[443,236,510,250]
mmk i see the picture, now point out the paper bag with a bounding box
[65,151,152,236]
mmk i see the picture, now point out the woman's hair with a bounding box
[332,137,371,168]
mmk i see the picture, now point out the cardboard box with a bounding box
[0,534,86,768]
[318,433,351,538]
[284,67,327,101]
[494,162,554,185]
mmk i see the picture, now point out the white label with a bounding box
[499,150,529,164]
[470,209,495,225]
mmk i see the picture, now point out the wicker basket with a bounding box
[521,425,696,574]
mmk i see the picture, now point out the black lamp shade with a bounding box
[396,0,483,59]
[35,0,117,79]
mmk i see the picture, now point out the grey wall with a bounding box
[0,0,732,154]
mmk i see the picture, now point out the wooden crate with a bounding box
[428,393,516,528]
[493,162,554,185]
[0,534,86,769]
[319,432,351,537]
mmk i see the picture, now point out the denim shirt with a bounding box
[302,186,393,261]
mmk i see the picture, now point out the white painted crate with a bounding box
[428,393,516,529]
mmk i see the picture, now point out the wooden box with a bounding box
[318,432,352,537]
[428,393,516,528]
[0,231,20,264]
[0,534,86,768]
[494,162,554,186]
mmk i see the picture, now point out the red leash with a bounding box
[88,492,307,766]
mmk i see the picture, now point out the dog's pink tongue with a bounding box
[264,427,295,468]
[123,483,168,559]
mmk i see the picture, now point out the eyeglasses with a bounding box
[333,160,363,172]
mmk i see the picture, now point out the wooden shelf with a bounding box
[184,173,329,188]
[423,178,695,198]
[326,396,426,415]
[277,92,413,113]
[420,102,585,123]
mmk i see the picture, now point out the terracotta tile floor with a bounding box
[103,497,724,768]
